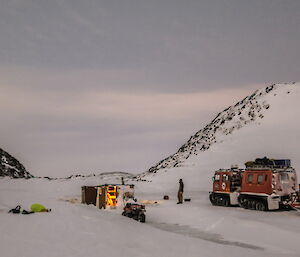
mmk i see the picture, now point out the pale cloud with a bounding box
[0,68,258,176]
[0,73,254,123]
[74,89,254,122]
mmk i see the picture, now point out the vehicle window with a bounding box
[280,173,289,182]
[214,174,220,181]
[222,174,228,181]
[247,174,253,183]
[257,174,264,184]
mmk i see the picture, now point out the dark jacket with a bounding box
[178,181,184,192]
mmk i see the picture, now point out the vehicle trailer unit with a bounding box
[239,164,298,211]
[209,158,298,211]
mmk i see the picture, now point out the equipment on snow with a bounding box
[30,203,51,212]
[21,210,34,215]
[8,205,21,214]
[122,203,146,223]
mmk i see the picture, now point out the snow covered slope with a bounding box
[0,148,33,178]
[139,83,300,189]
[146,82,299,175]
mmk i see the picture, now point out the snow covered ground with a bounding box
[1,175,300,257]
[1,83,300,257]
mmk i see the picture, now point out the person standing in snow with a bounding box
[177,179,184,204]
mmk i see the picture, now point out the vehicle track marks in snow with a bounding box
[149,222,264,251]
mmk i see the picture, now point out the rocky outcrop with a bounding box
[38,171,133,180]
[0,148,33,178]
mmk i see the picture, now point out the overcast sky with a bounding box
[0,0,299,176]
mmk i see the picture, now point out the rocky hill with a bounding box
[0,148,33,178]
[39,171,134,181]
[145,82,297,175]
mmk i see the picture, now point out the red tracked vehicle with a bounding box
[209,158,298,211]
